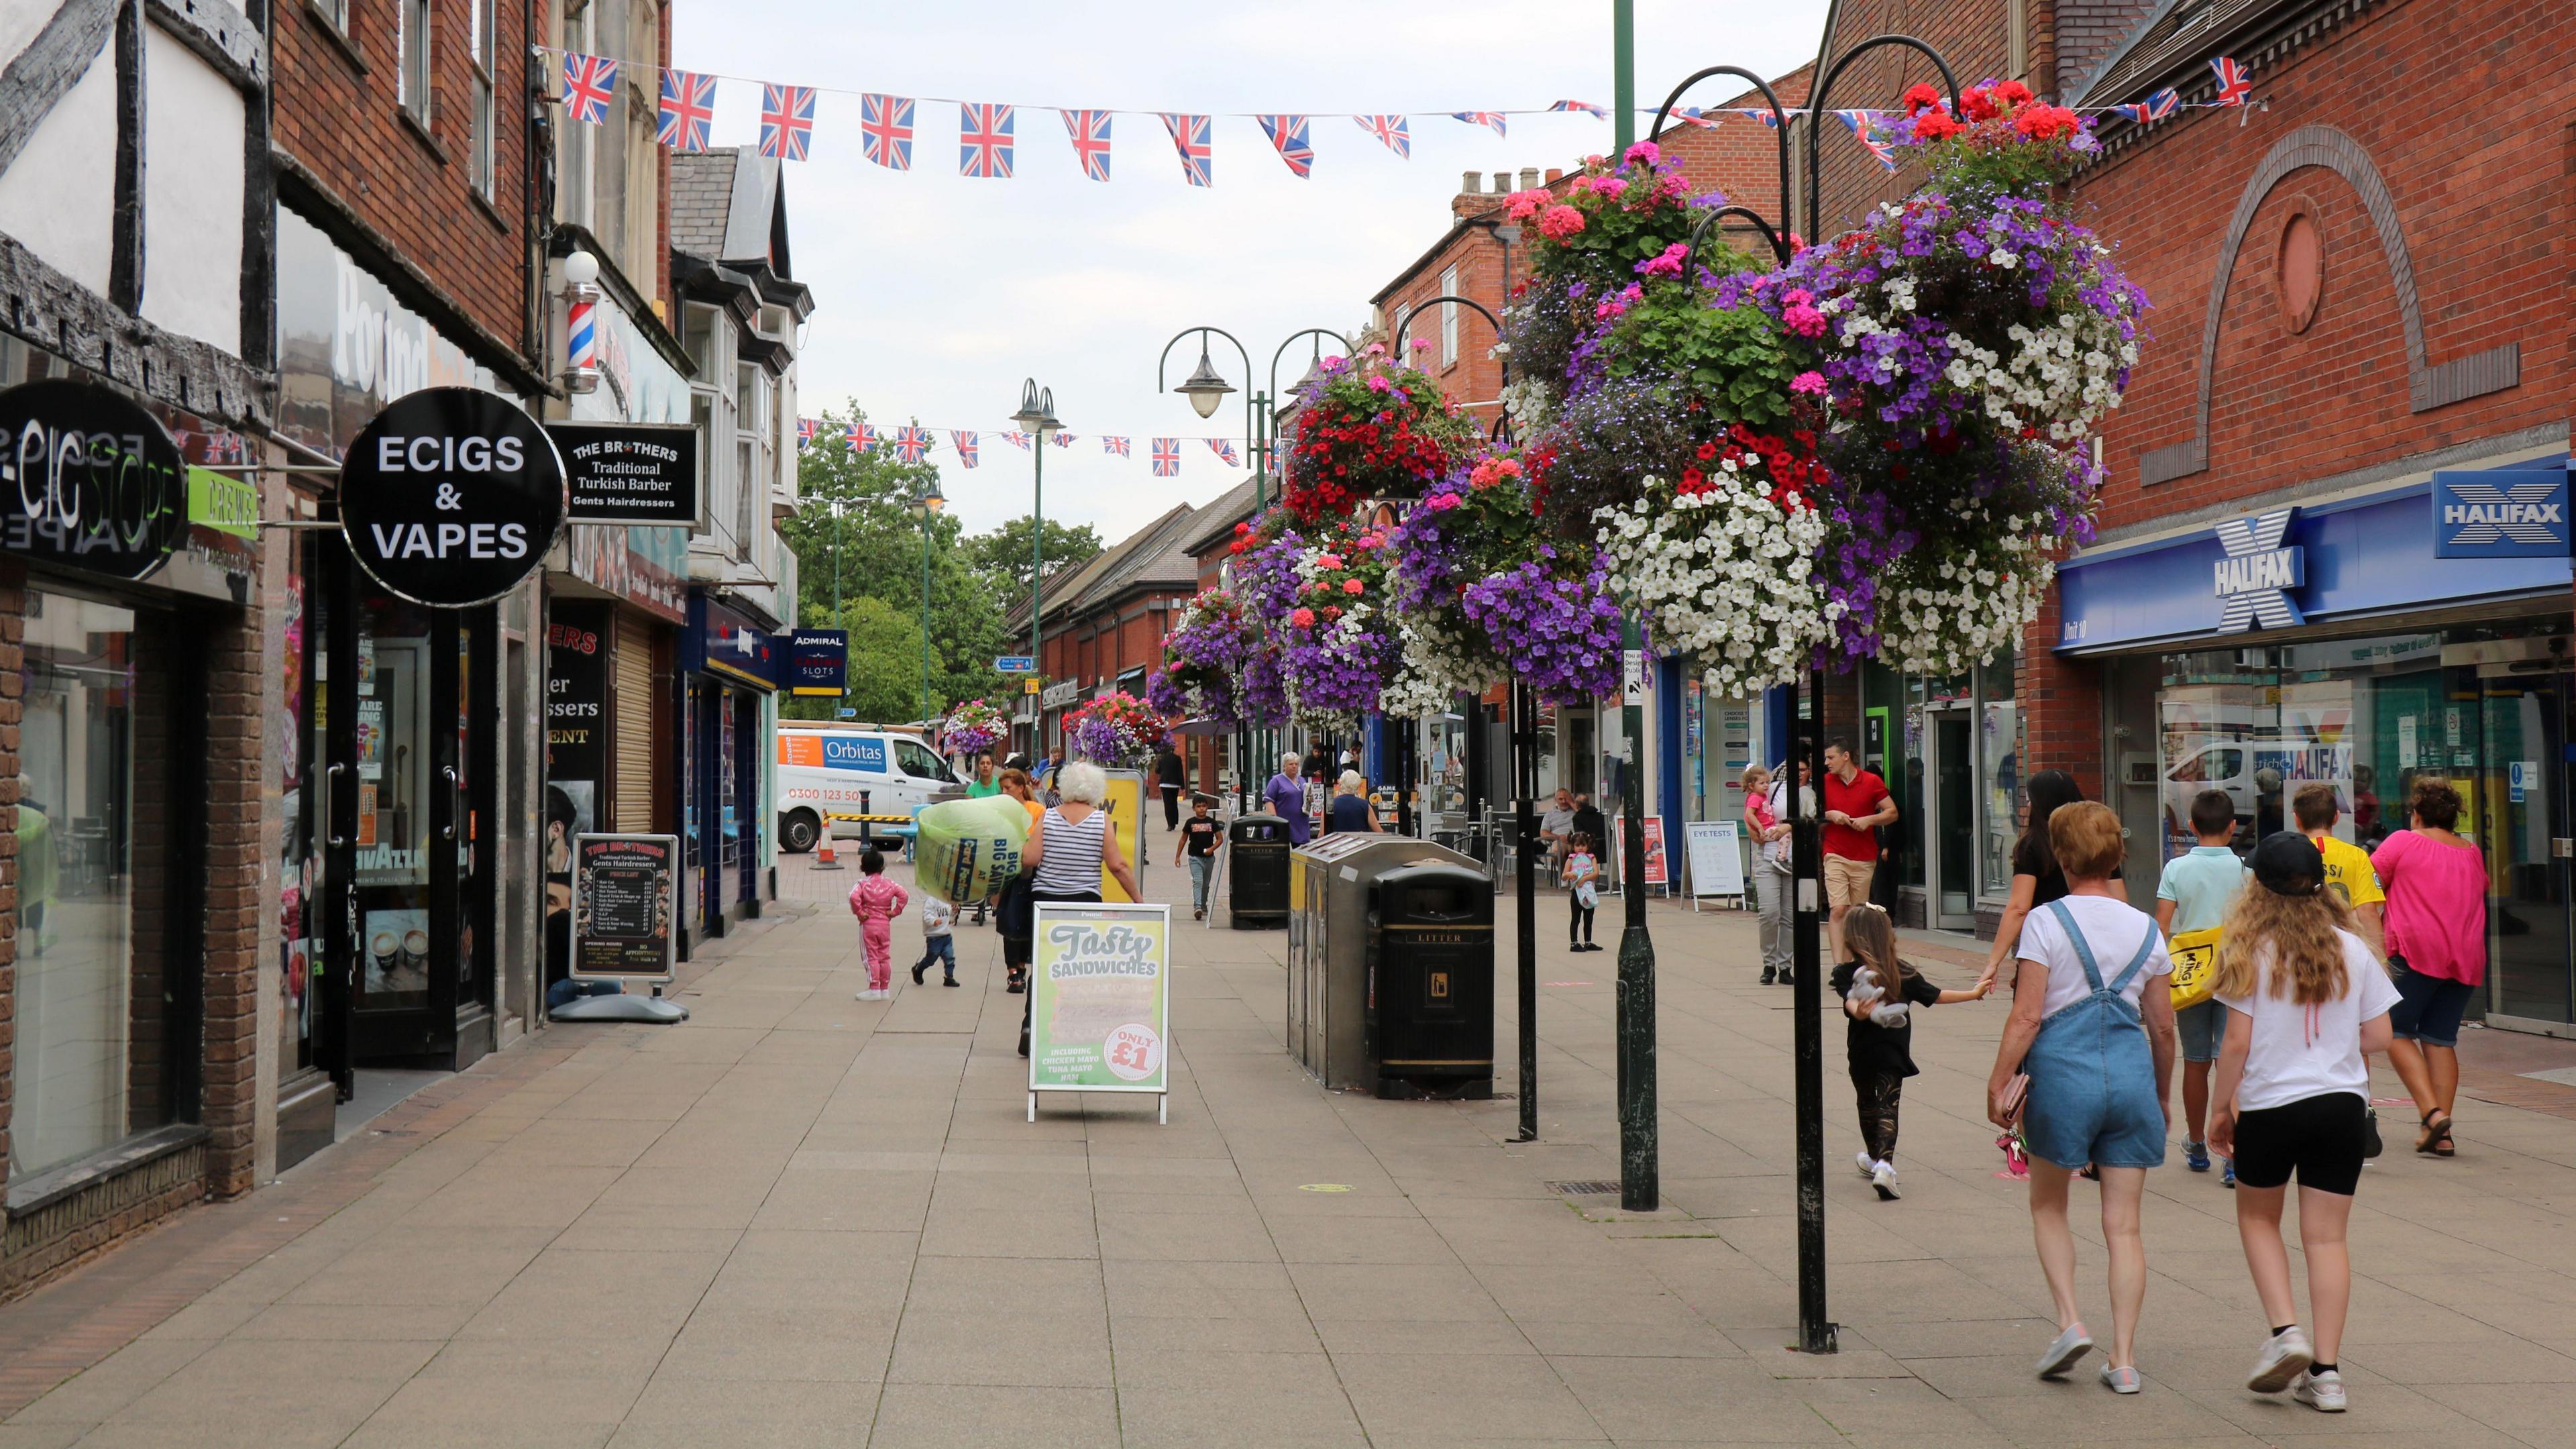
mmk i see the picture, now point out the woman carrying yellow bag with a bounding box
[2153,790,2252,1183]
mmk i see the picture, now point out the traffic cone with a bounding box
[814,824,844,869]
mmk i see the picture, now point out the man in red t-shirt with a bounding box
[1820,737,1898,967]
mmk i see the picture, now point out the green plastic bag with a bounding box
[914,795,1033,905]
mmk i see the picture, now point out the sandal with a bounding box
[2415,1110,2455,1157]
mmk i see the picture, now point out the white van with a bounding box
[773,724,965,853]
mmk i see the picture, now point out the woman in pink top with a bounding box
[2369,778,2486,1158]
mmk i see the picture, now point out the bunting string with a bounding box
[797,417,1281,482]
[541,44,2264,183]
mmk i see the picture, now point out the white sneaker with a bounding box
[2290,1368,2345,1412]
[1871,1161,1900,1200]
[1855,1152,1880,1181]
[2246,1326,2314,1394]
[2035,1323,2093,1378]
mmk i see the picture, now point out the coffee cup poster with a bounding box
[1028,904,1171,1094]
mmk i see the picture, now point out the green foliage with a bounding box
[962,515,1102,597]
[1607,286,1803,431]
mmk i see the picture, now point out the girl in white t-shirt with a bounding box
[2209,832,2402,1416]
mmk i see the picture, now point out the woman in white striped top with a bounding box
[1017,761,1140,1057]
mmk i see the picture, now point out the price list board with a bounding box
[571,833,680,981]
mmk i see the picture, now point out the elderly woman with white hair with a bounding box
[1326,769,1381,835]
[1016,759,1141,1057]
[1262,750,1312,846]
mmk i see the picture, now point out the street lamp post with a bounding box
[1159,325,1355,812]
[1012,380,1063,748]
[1644,22,1963,1357]
[912,480,946,724]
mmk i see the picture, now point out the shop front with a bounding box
[2056,448,2576,1036]
[684,594,780,945]
[0,346,265,1265]
[1850,659,2022,933]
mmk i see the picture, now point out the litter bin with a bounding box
[1286,836,1492,1097]
[1228,816,1291,928]
[1366,859,1495,1099]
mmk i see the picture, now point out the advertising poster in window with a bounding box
[1027,902,1170,1099]
[571,834,680,980]
[545,604,609,979]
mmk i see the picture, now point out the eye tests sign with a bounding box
[341,388,566,606]
[547,420,702,527]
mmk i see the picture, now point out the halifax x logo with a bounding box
[2445,478,2563,546]
[2213,507,2302,633]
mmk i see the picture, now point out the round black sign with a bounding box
[0,378,189,581]
[341,388,566,607]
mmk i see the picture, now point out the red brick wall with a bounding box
[272,0,531,350]
[2017,0,2575,784]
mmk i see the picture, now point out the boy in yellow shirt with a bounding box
[2292,782,2385,958]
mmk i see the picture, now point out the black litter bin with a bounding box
[1366,861,1495,1099]
[1228,816,1291,928]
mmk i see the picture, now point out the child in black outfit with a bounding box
[1833,903,1989,1199]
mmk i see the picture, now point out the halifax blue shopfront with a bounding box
[2055,447,2576,1036]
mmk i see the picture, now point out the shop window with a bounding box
[1978,651,2021,900]
[11,590,180,1180]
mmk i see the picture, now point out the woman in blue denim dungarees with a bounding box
[1986,801,2178,1395]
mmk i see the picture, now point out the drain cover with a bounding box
[1548,1179,1621,1195]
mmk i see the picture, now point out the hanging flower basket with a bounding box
[1389,455,1619,705]
[1064,692,1171,769]
[1281,349,1477,525]
[941,698,1009,759]
[1148,590,1255,727]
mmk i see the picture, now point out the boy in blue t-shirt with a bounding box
[2155,788,2253,1183]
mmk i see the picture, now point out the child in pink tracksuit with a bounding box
[848,850,908,1000]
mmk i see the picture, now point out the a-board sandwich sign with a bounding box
[1028,902,1171,1115]
[570,833,680,980]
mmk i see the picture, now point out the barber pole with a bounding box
[565,290,600,394]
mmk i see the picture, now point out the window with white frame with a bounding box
[311,0,351,38]
[1440,266,1460,366]
[397,0,432,124]
[735,364,765,556]
[469,0,497,197]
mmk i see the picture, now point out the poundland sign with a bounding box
[2433,468,2571,559]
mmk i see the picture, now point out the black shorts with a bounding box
[2232,1092,2367,1196]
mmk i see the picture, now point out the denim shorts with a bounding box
[2174,998,2226,1064]
[2022,1006,2169,1171]
[2387,954,2477,1048]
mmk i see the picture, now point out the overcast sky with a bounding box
[672,1,1833,543]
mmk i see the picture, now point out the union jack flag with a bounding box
[796,417,818,449]
[760,85,815,162]
[2119,88,2180,125]
[1354,114,1411,158]
[1737,108,1784,128]
[1550,99,1607,119]
[1050,431,1076,449]
[950,431,979,468]
[1151,439,1180,477]
[2210,56,2252,106]
[861,93,916,170]
[1102,436,1130,458]
[1838,110,1897,170]
[960,102,1015,178]
[1256,115,1312,178]
[1669,106,1715,129]
[845,423,881,452]
[1450,111,1506,137]
[892,426,934,464]
[561,53,617,124]
[1004,431,1032,450]
[657,70,716,151]
[1206,438,1240,467]
[1162,113,1212,187]
[1060,109,1112,182]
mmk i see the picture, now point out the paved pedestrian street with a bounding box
[5,855,2574,1449]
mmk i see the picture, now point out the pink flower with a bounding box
[1317,553,1344,569]
[1782,303,1827,339]
[1781,287,1813,307]
[1291,608,1316,629]
[1410,338,1431,350]
[1638,241,1690,279]
[1537,205,1587,241]
[1592,176,1629,201]
[1342,578,1364,595]
[1504,189,1546,220]
[1623,140,1661,167]
[1790,370,1827,394]
[1366,374,1394,393]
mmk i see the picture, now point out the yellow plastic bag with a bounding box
[914,796,1033,905]
[2168,924,2221,1010]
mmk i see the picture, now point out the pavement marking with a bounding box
[1297,1183,1352,1193]
[2518,1065,2576,1087]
